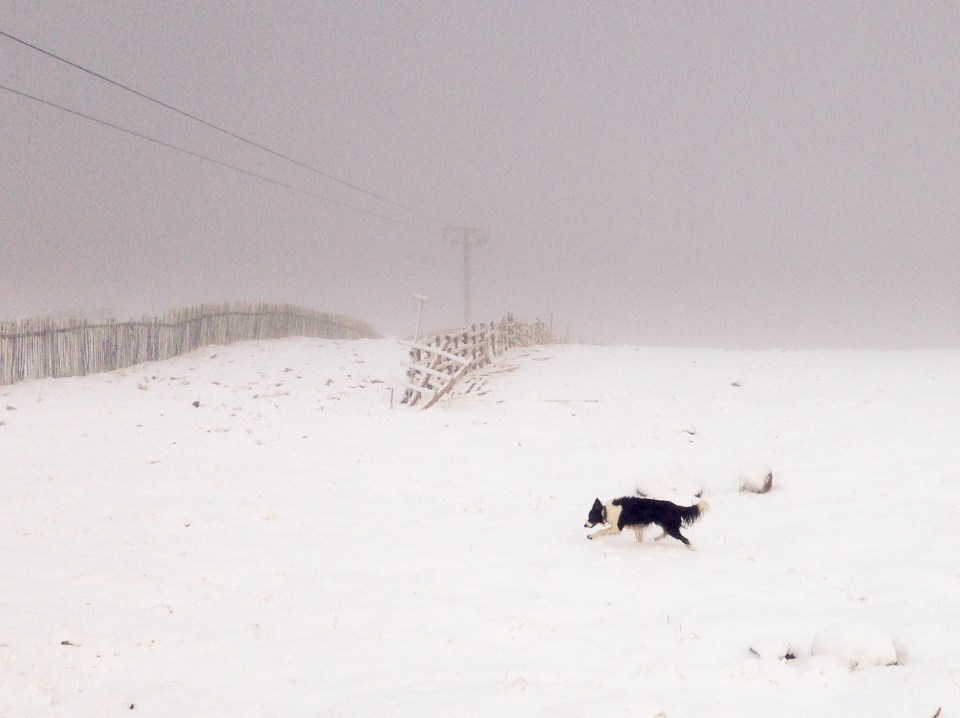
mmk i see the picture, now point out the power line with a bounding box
[0,28,446,226]
[0,82,433,230]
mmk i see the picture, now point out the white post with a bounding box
[412,293,429,341]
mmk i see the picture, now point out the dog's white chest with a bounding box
[605,502,622,529]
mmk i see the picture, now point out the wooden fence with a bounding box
[401,314,552,408]
[0,303,379,385]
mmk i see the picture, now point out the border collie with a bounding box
[584,496,709,550]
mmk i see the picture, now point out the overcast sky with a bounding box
[2,2,958,348]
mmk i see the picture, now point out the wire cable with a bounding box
[0,82,433,231]
[0,28,446,226]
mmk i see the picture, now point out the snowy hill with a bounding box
[1,338,957,717]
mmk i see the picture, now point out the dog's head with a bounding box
[584,498,606,528]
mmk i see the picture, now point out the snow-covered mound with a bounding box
[635,465,703,505]
[749,636,796,661]
[738,464,774,493]
[811,622,902,670]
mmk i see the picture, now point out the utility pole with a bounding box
[445,227,487,326]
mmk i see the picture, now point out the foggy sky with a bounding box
[2,1,959,348]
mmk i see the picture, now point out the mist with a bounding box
[2,2,959,349]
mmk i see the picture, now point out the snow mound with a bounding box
[635,466,702,505]
[749,636,796,661]
[810,622,902,670]
[739,464,774,494]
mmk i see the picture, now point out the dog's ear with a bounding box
[592,498,602,510]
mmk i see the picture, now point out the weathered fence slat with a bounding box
[420,357,473,410]
[402,382,437,398]
[400,361,454,381]
[397,339,470,364]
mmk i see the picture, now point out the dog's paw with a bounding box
[586,534,594,540]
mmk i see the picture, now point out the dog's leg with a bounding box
[633,525,645,542]
[587,526,619,540]
[652,527,668,541]
[663,523,694,550]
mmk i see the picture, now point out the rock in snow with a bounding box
[738,464,774,494]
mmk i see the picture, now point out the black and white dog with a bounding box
[584,496,710,550]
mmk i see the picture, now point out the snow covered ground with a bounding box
[1,337,958,717]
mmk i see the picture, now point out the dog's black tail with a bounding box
[678,500,710,526]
